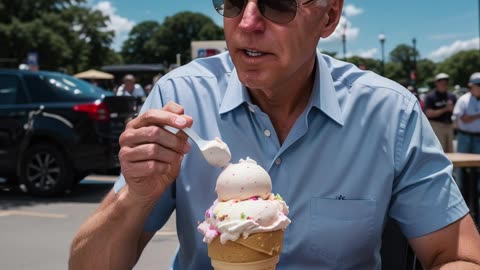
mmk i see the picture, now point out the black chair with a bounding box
[381,218,422,270]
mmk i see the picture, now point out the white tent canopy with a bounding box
[74,69,114,80]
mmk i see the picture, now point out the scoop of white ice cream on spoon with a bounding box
[164,126,231,167]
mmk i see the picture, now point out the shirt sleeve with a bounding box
[390,99,469,238]
[452,96,466,121]
[423,94,433,111]
[113,82,177,232]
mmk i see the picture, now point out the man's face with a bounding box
[435,79,449,92]
[223,0,342,91]
[471,83,480,98]
[124,79,135,91]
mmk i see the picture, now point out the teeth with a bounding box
[245,50,264,57]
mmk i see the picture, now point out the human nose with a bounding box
[238,0,265,32]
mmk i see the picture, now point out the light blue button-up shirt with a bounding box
[115,51,468,269]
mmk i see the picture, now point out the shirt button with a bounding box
[275,158,282,165]
[248,106,255,113]
[264,129,271,137]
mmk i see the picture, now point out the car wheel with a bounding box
[19,144,73,196]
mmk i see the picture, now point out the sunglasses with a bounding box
[212,0,317,24]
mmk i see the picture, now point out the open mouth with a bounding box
[244,49,265,57]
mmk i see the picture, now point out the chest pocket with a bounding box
[308,198,377,266]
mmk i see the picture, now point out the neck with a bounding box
[248,58,316,144]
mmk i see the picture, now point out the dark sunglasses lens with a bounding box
[213,0,245,18]
[260,0,297,23]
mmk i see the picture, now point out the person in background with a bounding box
[116,74,146,98]
[424,73,457,152]
[453,72,480,154]
[69,0,480,269]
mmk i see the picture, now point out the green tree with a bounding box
[389,44,419,84]
[435,50,480,87]
[416,59,436,87]
[346,56,382,74]
[0,0,116,73]
[147,12,224,65]
[121,21,161,64]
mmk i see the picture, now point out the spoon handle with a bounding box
[164,126,206,149]
[182,127,206,148]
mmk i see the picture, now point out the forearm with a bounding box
[460,114,480,123]
[426,108,448,119]
[69,187,158,270]
[432,261,480,269]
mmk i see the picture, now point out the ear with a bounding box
[321,0,344,38]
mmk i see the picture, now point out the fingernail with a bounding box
[174,117,186,126]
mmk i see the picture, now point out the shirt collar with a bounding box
[219,51,344,126]
[219,69,250,114]
[315,52,344,126]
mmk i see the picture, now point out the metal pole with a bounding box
[381,40,385,76]
[176,53,181,66]
[379,33,386,76]
[412,38,417,87]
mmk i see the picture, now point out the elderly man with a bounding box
[453,72,480,153]
[116,74,146,98]
[70,0,480,269]
[424,73,457,152]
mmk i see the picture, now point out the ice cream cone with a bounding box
[211,256,279,270]
[208,230,284,270]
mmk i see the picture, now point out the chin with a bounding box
[237,70,272,90]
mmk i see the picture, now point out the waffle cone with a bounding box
[208,230,284,268]
[211,256,279,270]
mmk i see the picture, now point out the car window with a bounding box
[0,74,27,105]
[23,73,113,103]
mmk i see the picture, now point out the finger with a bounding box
[163,101,184,114]
[162,102,193,127]
[122,160,171,179]
[127,109,193,131]
[119,143,183,164]
[120,126,190,154]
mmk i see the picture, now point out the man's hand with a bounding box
[118,101,193,204]
[460,113,480,124]
[446,100,454,112]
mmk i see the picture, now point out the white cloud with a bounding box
[93,1,135,51]
[342,4,363,17]
[322,16,360,44]
[355,48,378,59]
[428,38,480,62]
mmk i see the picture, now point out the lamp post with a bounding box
[342,22,347,60]
[378,33,386,76]
[411,38,417,87]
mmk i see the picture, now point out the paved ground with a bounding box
[0,175,179,270]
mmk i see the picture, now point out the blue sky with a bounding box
[87,0,480,62]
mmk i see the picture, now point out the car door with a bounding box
[0,73,29,175]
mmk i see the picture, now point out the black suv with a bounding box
[0,69,136,196]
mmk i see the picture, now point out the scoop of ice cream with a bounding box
[198,157,291,245]
[200,137,231,167]
[215,158,272,201]
[198,194,290,244]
